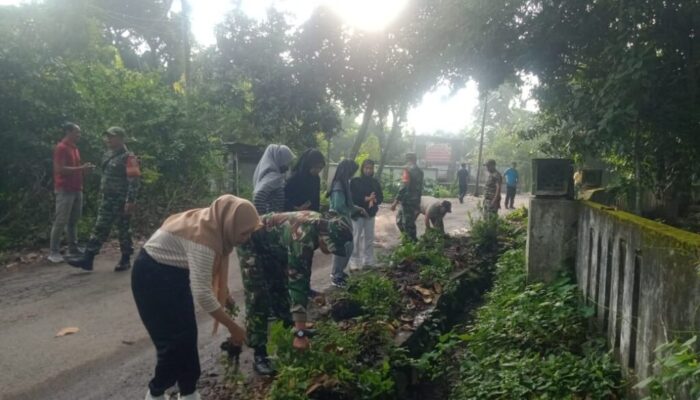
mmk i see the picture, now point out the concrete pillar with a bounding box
[526,197,579,283]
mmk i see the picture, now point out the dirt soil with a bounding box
[0,195,527,400]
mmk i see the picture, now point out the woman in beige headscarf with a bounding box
[132,195,261,400]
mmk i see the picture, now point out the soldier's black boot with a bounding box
[253,348,276,376]
[66,251,95,271]
[114,253,131,272]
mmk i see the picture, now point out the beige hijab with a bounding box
[160,194,261,333]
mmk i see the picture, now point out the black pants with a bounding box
[505,186,517,208]
[131,250,200,396]
[459,183,468,203]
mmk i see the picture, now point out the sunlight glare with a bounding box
[325,0,409,31]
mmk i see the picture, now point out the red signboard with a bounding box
[425,143,452,164]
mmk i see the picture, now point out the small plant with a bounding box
[267,320,395,399]
[388,229,453,287]
[635,336,700,399]
[347,273,401,318]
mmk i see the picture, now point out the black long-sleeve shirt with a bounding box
[350,175,383,217]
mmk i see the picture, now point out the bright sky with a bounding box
[1,0,520,135]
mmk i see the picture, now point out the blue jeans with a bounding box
[331,241,354,280]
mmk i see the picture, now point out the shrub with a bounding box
[449,248,623,399]
[635,336,700,400]
[346,273,401,318]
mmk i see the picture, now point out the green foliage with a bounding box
[267,320,395,400]
[423,179,455,198]
[380,174,401,203]
[450,248,622,399]
[635,336,700,400]
[0,1,345,250]
[346,273,401,318]
[389,229,453,287]
[468,213,503,250]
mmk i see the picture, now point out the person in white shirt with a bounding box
[132,195,261,400]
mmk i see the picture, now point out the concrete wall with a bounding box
[526,198,579,283]
[575,201,700,397]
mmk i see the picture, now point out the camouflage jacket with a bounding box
[100,146,140,203]
[237,211,323,323]
[396,164,424,207]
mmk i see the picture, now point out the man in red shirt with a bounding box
[49,122,94,263]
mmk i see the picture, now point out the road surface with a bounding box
[0,195,527,400]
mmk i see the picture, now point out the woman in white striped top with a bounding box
[133,195,261,400]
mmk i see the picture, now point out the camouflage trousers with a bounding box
[238,247,293,350]
[396,205,419,242]
[85,193,133,256]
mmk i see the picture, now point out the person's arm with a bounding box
[125,154,140,214]
[253,190,267,214]
[330,187,350,215]
[53,148,92,175]
[186,248,246,344]
[392,169,410,210]
[492,175,502,207]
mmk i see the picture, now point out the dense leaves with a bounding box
[450,248,623,400]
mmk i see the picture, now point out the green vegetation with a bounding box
[389,229,453,287]
[267,320,396,400]
[635,336,700,400]
[345,274,401,319]
[449,250,622,399]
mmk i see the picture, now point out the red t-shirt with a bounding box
[53,139,82,191]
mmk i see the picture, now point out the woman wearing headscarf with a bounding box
[284,149,326,212]
[252,144,295,215]
[133,195,261,400]
[327,159,367,287]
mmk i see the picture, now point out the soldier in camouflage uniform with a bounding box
[67,127,140,272]
[391,152,424,241]
[237,211,352,375]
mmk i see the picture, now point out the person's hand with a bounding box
[82,163,95,171]
[124,202,136,215]
[228,324,247,346]
[293,336,309,351]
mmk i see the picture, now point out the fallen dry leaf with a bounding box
[55,327,79,337]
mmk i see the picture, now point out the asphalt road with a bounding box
[0,195,527,400]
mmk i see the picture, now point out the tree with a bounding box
[429,0,699,220]
[216,8,342,149]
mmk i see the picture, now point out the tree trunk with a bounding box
[474,94,489,196]
[181,0,191,94]
[377,104,404,178]
[348,94,376,160]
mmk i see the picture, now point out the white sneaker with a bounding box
[179,391,201,400]
[47,253,64,263]
[145,390,166,400]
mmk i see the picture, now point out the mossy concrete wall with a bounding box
[576,201,700,396]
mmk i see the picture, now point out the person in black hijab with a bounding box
[284,149,326,212]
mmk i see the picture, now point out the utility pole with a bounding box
[474,93,489,197]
